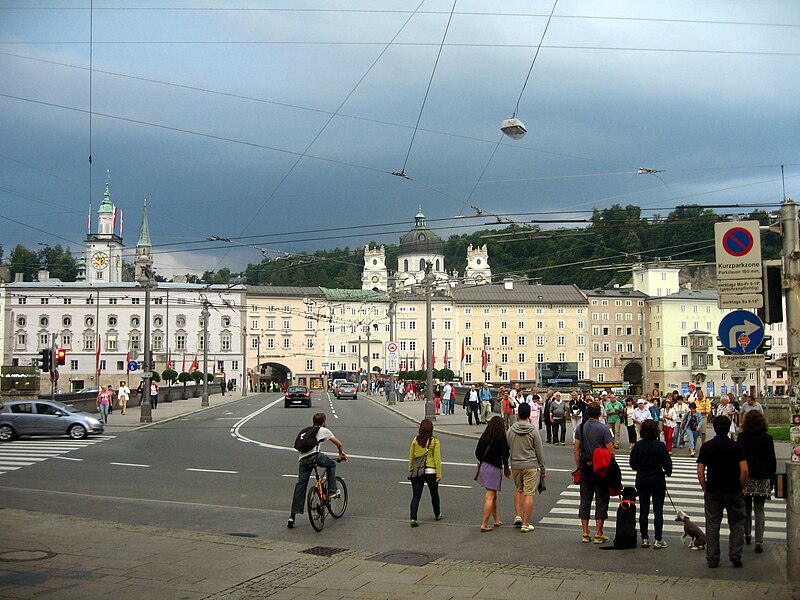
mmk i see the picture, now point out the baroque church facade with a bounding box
[361,210,492,292]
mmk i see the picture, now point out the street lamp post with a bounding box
[423,262,436,421]
[366,327,372,389]
[201,298,210,407]
[387,275,397,405]
[139,266,154,423]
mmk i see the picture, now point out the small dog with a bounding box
[601,486,638,550]
[675,510,706,550]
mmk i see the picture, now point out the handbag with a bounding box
[408,439,432,480]
[537,476,546,493]
[571,469,581,485]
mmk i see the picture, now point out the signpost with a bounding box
[717,310,765,355]
[714,220,763,308]
[718,354,766,370]
[385,341,399,374]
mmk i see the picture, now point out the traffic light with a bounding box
[757,335,773,360]
[56,348,66,366]
[40,348,52,372]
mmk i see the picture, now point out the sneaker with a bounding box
[654,540,667,549]
[435,514,443,521]
[514,516,523,528]
[641,538,650,548]
[410,520,418,527]
[287,515,295,529]
[731,558,743,568]
[581,533,591,543]
[594,534,609,544]
[520,524,533,533]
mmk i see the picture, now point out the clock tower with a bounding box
[361,245,388,292]
[86,183,124,283]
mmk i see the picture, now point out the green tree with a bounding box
[9,244,39,281]
[161,368,178,388]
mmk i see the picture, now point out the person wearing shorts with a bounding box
[506,402,546,533]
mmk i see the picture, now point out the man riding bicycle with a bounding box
[288,412,347,529]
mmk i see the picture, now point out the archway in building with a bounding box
[252,362,292,392]
[623,361,643,396]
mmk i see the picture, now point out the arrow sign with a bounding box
[718,310,765,354]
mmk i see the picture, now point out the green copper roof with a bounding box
[98,183,114,214]
[137,198,151,248]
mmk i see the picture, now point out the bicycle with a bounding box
[307,458,348,532]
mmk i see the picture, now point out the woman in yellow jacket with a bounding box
[408,418,442,527]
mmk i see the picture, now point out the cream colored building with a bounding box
[450,281,589,386]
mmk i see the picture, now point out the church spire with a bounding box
[137,197,151,249]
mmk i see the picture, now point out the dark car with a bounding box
[337,382,358,400]
[284,385,311,408]
[0,399,105,441]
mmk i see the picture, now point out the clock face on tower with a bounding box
[92,251,109,269]
[371,275,380,283]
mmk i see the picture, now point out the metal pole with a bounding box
[424,262,435,420]
[201,299,210,407]
[139,271,152,423]
[241,299,247,397]
[388,276,397,405]
[781,198,800,581]
[366,328,372,389]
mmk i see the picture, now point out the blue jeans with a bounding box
[410,473,440,520]
[291,453,337,515]
[97,403,109,423]
[687,429,702,451]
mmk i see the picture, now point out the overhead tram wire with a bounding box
[209,0,428,273]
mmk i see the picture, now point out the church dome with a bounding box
[398,211,443,256]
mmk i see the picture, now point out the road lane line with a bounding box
[398,481,472,489]
[110,462,150,468]
[186,468,238,474]
[53,456,83,461]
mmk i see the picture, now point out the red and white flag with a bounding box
[168,352,173,369]
[443,348,448,368]
[96,335,102,376]
[119,209,124,237]
[87,203,92,234]
[431,347,436,368]
[182,353,186,372]
[481,336,489,373]
[460,339,466,369]
[113,206,118,230]
[190,355,198,372]
[421,350,425,371]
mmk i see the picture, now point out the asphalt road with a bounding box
[0,391,788,583]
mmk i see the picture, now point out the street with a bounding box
[0,391,789,584]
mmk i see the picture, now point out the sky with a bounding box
[1,0,799,279]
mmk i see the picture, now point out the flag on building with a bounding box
[481,336,489,373]
[113,206,118,231]
[168,352,173,369]
[87,202,92,234]
[443,348,448,369]
[96,335,102,376]
[421,350,425,371]
[119,209,124,237]
[461,339,466,370]
[182,353,186,372]
[190,355,198,372]
[431,347,435,368]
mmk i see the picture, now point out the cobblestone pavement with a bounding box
[1,509,799,600]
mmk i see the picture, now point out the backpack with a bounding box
[294,425,321,453]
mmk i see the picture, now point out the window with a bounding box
[251,319,259,330]
[577,320,584,329]
[152,333,163,351]
[267,319,275,330]
[484,321,490,330]
[616,342,623,352]
[38,332,49,346]
[577,352,585,362]
[154,297,163,305]
[577,335,585,346]
[131,298,140,305]
[18,297,27,305]
[16,316,26,327]
[266,338,275,349]
[465,308,472,315]
[500,336,509,346]
[283,319,290,331]
[597,373,605,382]
[557,320,565,329]
[83,335,94,351]
[283,337,291,349]
[69,359,78,370]
[251,336,260,349]
[536,321,544,329]
[130,333,140,350]
[558,353,566,362]
[518,353,525,363]
[603,358,611,368]
[518,321,525,329]
[536,353,544,363]
[465,354,472,364]
[176,315,186,328]
[536,335,545,346]
[154,316,163,327]
[557,335,566,346]
[517,336,525,346]
[176,333,186,350]
[108,316,117,327]
[39,316,49,327]
[306,359,314,371]
[593,359,601,368]
[221,334,232,351]
[603,342,610,353]
[306,338,314,350]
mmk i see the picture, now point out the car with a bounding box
[0,399,105,441]
[331,379,347,398]
[284,385,312,408]
[337,382,358,400]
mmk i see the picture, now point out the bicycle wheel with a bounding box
[308,486,326,532]
[328,476,348,518]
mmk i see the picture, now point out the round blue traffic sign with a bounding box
[722,227,754,257]
[128,360,139,372]
[717,310,764,354]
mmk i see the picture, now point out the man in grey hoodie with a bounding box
[506,402,546,532]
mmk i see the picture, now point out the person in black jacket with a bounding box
[630,419,673,549]
[475,416,510,532]
[737,411,777,553]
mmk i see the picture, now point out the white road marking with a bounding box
[53,456,83,461]
[399,481,472,489]
[110,462,150,468]
[282,474,298,478]
[214,417,241,420]
[186,468,238,474]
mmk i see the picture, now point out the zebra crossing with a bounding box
[0,436,115,475]
[541,455,787,541]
